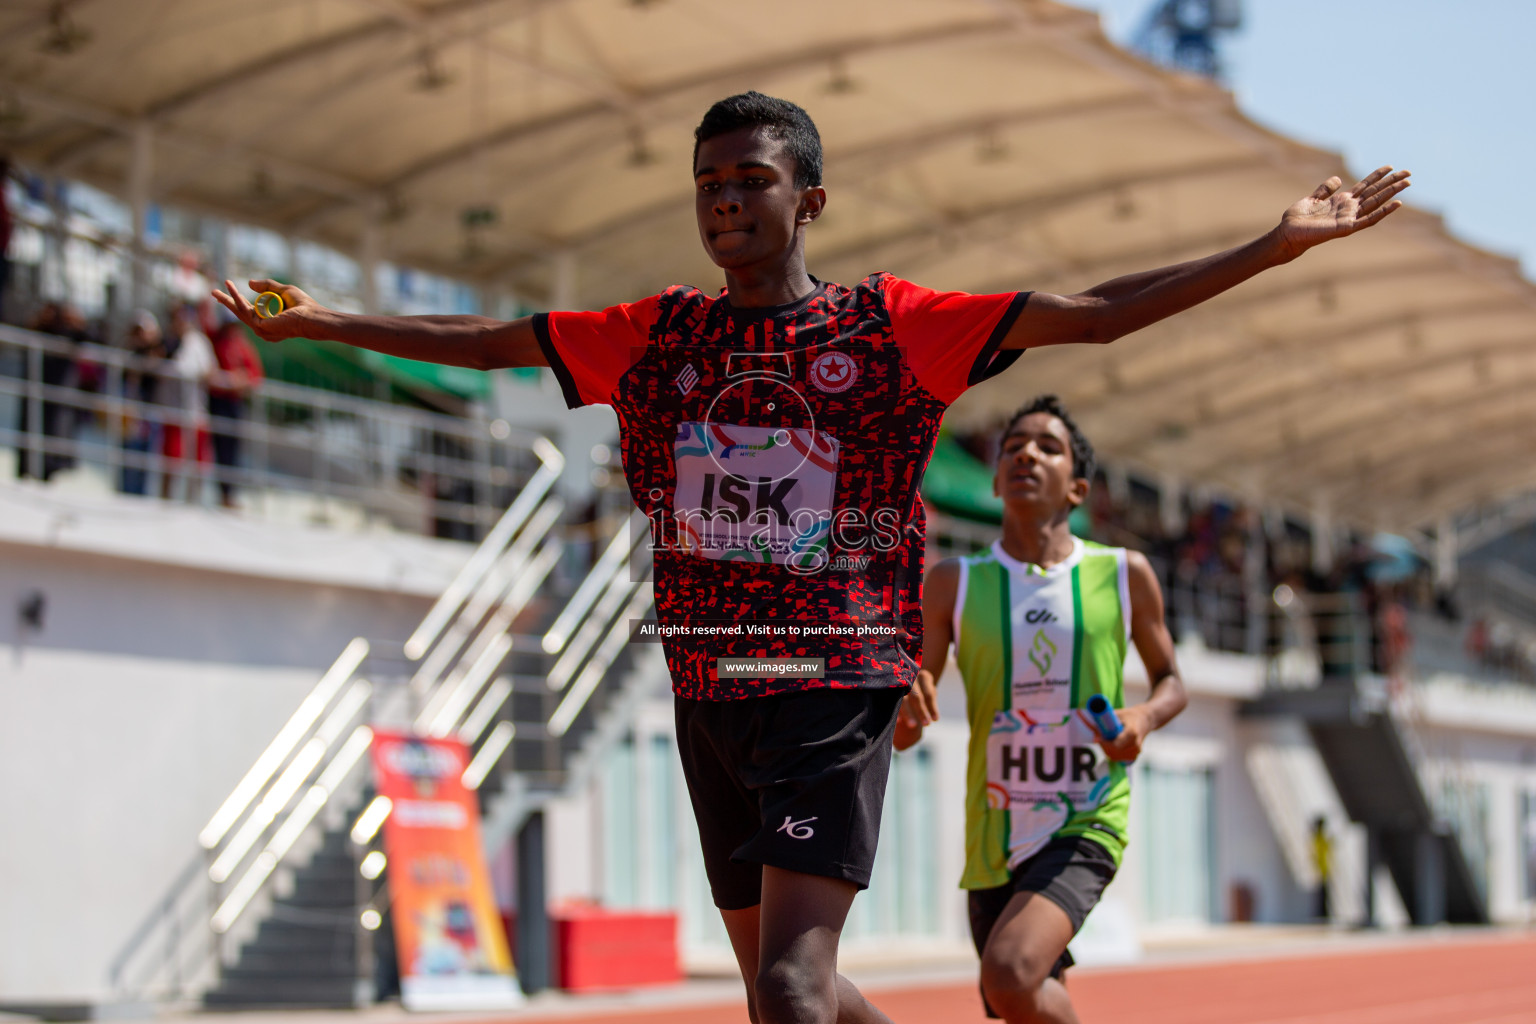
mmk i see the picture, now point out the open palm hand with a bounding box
[212,278,321,343]
[1279,166,1410,257]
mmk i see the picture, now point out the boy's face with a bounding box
[693,125,823,273]
[994,412,1088,515]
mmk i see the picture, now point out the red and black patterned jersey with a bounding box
[533,273,1027,700]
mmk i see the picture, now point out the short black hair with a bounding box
[694,91,823,189]
[1001,394,1096,482]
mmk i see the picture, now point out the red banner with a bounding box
[371,731,520,1010]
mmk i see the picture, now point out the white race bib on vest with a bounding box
[672,422,839,571]
[985,710,1115,857]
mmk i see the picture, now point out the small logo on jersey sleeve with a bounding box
[809,351,858,393]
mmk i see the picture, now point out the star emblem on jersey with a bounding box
[675,363,699,396]
[809,351,857,393]
[1028,629,1057,675]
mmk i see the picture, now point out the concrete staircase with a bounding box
[1243,678,1488,925]
[203,826,368,1008]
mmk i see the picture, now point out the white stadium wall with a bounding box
[0,488,469,1006]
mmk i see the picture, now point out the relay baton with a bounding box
[1086,694,1123,741]
[253,291,285,319]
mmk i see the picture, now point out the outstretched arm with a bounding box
[212,278,548,370]
[1098,551,1187,763]
[894,558,959,751]
[1005,166,1410,350]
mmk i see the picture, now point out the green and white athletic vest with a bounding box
[955,537,1132,890]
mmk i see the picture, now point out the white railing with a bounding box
[543,512,655,737]
[0,323,530,539]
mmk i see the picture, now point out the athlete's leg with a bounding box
[720,890,892,1024]
[695,689,901,1024]
[978,891,1079,1024]
[725,907,885,1024]
[739,866,890,1024]
[721,905,764,1024]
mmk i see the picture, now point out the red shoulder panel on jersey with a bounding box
[882,275,1029,405]
[532,292,666,408]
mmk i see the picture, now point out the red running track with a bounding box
[514,935,1536,1024]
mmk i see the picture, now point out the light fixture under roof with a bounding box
[40,2,91,56]
[976,127,1009,164]
[249,168,273,200]
[382,192,410,224]
[626,125,656,167]
[825,56,856,95]
[0,94,26,136]
[415,46,453,91]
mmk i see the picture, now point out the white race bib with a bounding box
[985,710,1114,856]
[673,422,839,572]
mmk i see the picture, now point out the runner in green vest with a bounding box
[896,395,1186,1024]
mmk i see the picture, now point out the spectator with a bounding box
[0,157,13,323]
[1378,589,1412,680]
[1464,618,1488,661]
[208,317,264,508]
[157,304,216,501]
[120,308,163,495]
[1310,816,1332,922]
[14,301,90,481]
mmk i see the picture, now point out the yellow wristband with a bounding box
[254,291,285,319]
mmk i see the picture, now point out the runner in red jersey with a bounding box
[217,91,1408,1024]
[534,272,1026,701]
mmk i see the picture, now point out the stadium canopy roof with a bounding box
[3,0,1533,533]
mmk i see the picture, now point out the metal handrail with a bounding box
[418,539,565,737]
[546,515,651,690]
[548,583,655,738]
[199,640,370,851]
[410,494,567,688]
[404,441,565,660]
[105,424,568,1001]
[110,457,678,1002]
[203,441,566,925]
[1,323,540,537]
[541,521,640,654]
[105,852,205,996]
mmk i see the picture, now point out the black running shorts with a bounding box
[967,835,1118,1016]
[674,686,906,910]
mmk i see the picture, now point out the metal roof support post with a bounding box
[1311,496,1334,576]
[1105,463,1128,505]
[478,283,503,320]
[42,174,68,301]
[128,122,154,314]
[282,234,298,281]
[552,250,577,311]
[358,215,382,315]
[207,217,230,292]
[1159,472,1184,536]
[1242,500,1269,655]
[1434,517,1457,589]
